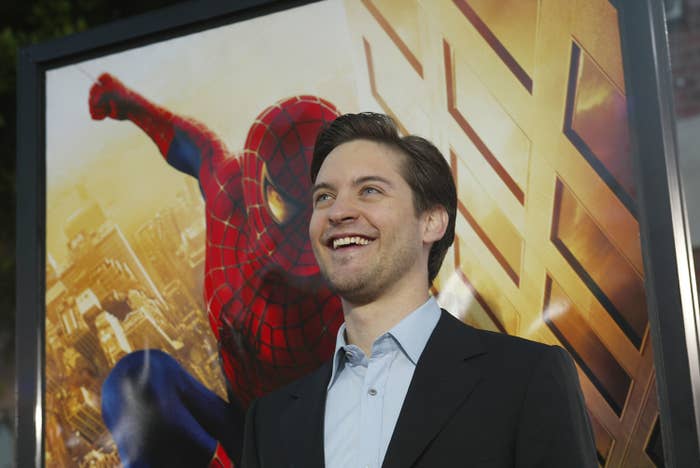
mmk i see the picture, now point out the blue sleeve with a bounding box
[166,128,203,178]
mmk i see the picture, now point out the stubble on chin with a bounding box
[317,242,420,306]
[327,275,379,306]
[316,258,377,305]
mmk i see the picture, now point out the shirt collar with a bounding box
[387,296,441,365]
[328,323,349,389]
[327,297,441,389]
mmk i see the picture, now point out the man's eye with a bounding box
[314,193,332,204]
[361,186,380,195]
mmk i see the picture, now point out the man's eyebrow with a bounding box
[311,182,334,194]
[311,176,394,194]
[353,175,394,188]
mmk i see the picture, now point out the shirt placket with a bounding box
[359,338,393,468]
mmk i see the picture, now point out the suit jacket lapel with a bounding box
[382,311,486,468]
[279,362,331,468]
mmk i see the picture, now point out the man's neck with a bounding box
[341,288,430,357]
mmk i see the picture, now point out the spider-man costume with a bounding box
[90,73,343,467]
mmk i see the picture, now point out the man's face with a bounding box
[309,139,430,305]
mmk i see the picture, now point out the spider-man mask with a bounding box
[242,96,340,276]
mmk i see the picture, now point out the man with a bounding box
[242,113,597,467]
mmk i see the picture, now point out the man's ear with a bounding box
[423,206,448,244]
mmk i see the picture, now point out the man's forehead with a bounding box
[318,139,405,172]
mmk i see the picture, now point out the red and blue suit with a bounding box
[90,73,343,467]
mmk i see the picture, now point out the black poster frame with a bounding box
[616,0,700,465]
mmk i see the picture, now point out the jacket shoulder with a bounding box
[475,324,554,354]
[442,310,556,356]
[440,311,570,376]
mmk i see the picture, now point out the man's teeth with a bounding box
[333,236,371,249]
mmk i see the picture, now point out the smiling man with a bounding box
[242,113,597,468]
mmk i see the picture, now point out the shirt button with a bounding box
[368,388,377,396]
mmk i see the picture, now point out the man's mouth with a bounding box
[330,236,374,249]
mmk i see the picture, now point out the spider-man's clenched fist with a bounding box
[89,73,137,121]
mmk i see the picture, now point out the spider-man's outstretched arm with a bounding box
[90,74,241,467]
[89,72,228,178]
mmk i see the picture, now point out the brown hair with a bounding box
[311,112,457,283]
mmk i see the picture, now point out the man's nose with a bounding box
[327,194,358,224]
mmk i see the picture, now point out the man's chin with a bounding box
[326,278,379,306]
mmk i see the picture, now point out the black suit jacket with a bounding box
[242,310,597,467]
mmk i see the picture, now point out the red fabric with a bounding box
[209,442,234,468]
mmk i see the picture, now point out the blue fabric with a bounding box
[166,128,202,179]
[165,129,205,197]
[324,298,441,468]
[101,349,244,467]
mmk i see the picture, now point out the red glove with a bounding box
[89,72,133,121]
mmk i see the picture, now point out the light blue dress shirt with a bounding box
[323,298,441,468]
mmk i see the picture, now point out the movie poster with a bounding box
[44,0,662,465]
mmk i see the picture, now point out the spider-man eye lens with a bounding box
[263,172,300,225]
